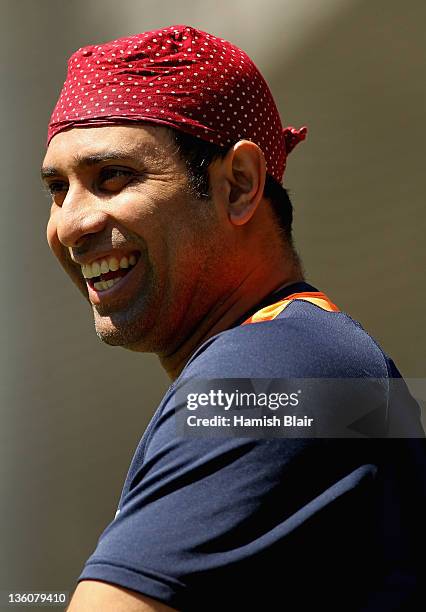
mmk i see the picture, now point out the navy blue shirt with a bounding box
[78,283,425,611]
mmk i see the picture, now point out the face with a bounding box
[43,125,220,354]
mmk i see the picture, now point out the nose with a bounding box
[56,185,109,248]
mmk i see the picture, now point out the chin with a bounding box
[92,313,163,353]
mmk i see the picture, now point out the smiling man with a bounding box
[43,25,425,612]
[44,123,302,377]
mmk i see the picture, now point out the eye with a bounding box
[45,181,68,196]
[99,167,136,190]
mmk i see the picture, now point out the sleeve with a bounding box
[77,388,382,610]
[77,321,400,610]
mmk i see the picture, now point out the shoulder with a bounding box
[182,299,390,379]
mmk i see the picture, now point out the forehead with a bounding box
[42,124,174,170]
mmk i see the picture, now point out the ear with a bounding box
[212,140,266,226]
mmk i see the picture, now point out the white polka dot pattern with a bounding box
[47,24,307,182]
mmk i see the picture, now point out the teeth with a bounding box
[91,261,101,277]
[82,264,92,278]
[93,277,122,292]
[109,257,119,271]
[82,253,138,278]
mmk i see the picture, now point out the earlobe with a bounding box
[225,141,266,227]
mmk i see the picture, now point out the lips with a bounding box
[85,250,144,305]
[82,251,139,289]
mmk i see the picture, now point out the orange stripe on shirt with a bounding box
[242,291,340,325]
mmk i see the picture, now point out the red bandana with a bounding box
[47,24,306,182]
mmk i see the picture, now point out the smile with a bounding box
[81,251,140,292]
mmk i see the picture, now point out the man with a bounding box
[42,25,424,611]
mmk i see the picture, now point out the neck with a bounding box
[158,268,304,380]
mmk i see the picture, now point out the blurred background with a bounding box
[1,0,425,607]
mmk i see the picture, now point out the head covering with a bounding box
[47,24,306,182]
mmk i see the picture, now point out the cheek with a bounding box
[46,213,89,299]
[46,212,60,257]
[46,212,68,268]
[168,219,216,283]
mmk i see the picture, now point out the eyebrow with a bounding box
[40,146,158,180]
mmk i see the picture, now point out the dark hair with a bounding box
[170,129,295,245]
